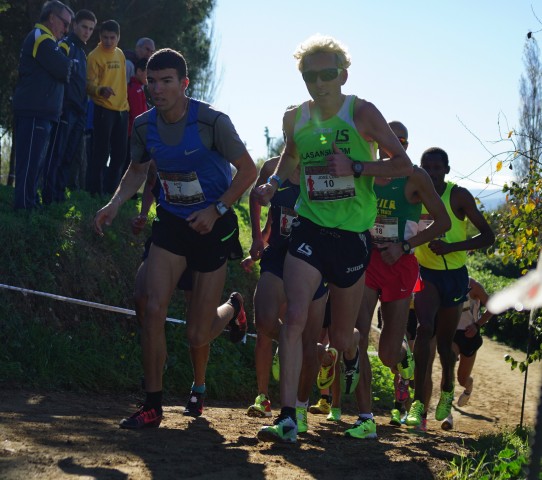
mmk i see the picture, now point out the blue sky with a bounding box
[212,0,540,205]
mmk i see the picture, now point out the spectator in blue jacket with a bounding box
[12,0,74,211]
[42,9,97,204]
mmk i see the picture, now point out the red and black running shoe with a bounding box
[227,292,247,343]
[119,405,162,429]
[183,391,205,417]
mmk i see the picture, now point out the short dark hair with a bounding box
[99,19,120,35]
[147,48,187,79]
[40,0,73,22]
[75,9,96,24]
[421,147,449,167]
[135,57,148,72]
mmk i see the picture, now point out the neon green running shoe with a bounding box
[317,347,338,390]
[390,408,402,426]
[397,337,415,381]
[435,387,454,421]
[405,400,425,427]
[271,347,280,381]
[296,407,308,433]
[344,417,377,439]
[257,414,297,444]
[308,397,331,415]
[326,407,341,422]
[247,393,272,418]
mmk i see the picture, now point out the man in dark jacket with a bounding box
[42,9,97,204]
[12,0,73,210]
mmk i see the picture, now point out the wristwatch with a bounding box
[401,240,412,254]
[215,200,229,216]
[352,161,364,178]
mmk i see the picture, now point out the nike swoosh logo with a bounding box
[185,149,199,155]
[277,187,290,192]
[453,296,463,302]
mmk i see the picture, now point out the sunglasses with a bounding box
[302,68,342,84]
[54,13,71,29]
[398,136,408,146]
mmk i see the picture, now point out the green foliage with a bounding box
[467,253,542,370]
[445,427,535,479]
[369,351,395,408]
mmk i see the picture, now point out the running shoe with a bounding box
[326,407,341,422]
[457,377,473,407]
[441,413,454,431]
[247,393,272,418]
[413,416,428,433]
[296,407,308,433]
[227,292,247,343]
[309,397,331,414]
[183,391,204,417]
[344,417,377,439]
[390,408,402,427]
[405,400,425,427]
[257,414,297,443]
[394,374,410,403]
[435,387,454,421]
[119,405,162,429]
[271,347,280,382]
[340,348,360,395]
[317,347,338,390]
[397,338,415,380]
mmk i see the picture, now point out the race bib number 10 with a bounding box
[304,165,355,201]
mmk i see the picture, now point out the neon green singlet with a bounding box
[415,181,467,270]
[293,95,377,232]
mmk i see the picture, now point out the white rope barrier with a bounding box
[0,282,380,348]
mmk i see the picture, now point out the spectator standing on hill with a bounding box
[93,48,256,429]
[12,0,73,210]
[125,37,155,83]
[125,57,149,175]
[86,19,128,196]
[42,9,97,204]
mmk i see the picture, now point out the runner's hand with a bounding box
[465,323,478,338]
[131,214,147,235]
[94,202,119,236]
[379,242,402,265]
[249,237,265,261]
[241,256,255,273]
[428,239,452,256]
[327,142,353,176]
[186,205,219,234]
[254,182,275,206]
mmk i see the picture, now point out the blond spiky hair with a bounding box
[293,34,352,72]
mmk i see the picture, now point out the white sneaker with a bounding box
[441,413,454,431]
[457,377,474,407]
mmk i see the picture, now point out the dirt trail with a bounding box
[1,336,541,480]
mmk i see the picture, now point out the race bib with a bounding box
[280,206,297,237]
[158,171,205,205]
[371,215,399,243]
[304,165,355,201]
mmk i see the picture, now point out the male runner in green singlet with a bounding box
[254,34,413,444]
[406,147,495,430]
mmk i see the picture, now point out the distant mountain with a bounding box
[468,188,506,211]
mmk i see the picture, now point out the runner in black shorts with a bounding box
[441,277,494,430]
[255,34,413,443]
[243,154,328,428]
[94,49,257,429]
